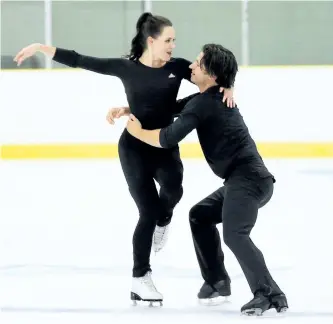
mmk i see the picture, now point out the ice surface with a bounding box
[1,159,332,323]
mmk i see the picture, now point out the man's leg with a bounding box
[221,176,287,314]
[189,187,230,300]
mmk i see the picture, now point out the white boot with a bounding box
[153,225,170,253]
[131,272,163,305]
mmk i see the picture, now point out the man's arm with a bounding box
[127,96,203,148]
[134,128,162,148]
[172,92,199,116]
[159,111,200,148]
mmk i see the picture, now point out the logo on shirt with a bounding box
[168,73,176,78]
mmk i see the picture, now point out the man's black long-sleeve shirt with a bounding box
[52,48,194,130]
[159,85,273,181]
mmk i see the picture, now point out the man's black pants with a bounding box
[189,174,284,295]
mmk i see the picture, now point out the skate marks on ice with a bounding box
[1,305,333,319]
[1,267,333,320]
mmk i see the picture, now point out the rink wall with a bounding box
[1,66,333,159]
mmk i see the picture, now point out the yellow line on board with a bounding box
[1,144,119,159]
[256,142,333,158]
[1,142,333,159]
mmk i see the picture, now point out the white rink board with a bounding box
[1,67,333,144]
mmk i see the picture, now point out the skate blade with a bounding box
[132,300,163,307]
[131,292,163,307]
[242,306,288,317]
[199,296,230,306]
[276,306,288,314]
[242,308,264,316]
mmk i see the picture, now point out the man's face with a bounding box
[189,52,211,85]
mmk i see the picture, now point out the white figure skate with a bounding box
[153,225,170,253]
[131,272,163,307]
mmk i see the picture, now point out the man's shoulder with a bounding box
[182,92,221,116]
[198,92,225,107]
[184,92,207,107]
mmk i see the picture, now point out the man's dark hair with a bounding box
[125,12,172,61]
[200,44,238,88]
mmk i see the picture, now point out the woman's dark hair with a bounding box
[200,44,238,88]
[125,12,173,61]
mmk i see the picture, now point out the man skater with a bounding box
[126,43,288,315]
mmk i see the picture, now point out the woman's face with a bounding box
[148,26,176,62]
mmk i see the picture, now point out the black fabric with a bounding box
[118,130,184,277]
[189,175,283,295]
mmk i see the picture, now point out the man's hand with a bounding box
[126,114,162,147]
[106,106,130,125]
[126,114,142,138]
[219,87,236,108]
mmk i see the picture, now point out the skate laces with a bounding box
[140,272,157,292]
[153,225,169,252]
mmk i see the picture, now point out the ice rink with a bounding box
[1,158,332,323]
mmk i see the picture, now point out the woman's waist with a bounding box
[120,128,179,151]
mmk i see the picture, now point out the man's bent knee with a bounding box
[189,204,204,225]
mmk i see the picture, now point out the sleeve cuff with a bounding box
[159,128,170,148]
[52,48,76,67]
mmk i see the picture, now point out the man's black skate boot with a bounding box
[241,291,271,316]
[241,291,288,316]
[198,282,220,299]
[213,279,231,297]
[269,294,288,312]
[198,279,231,300]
